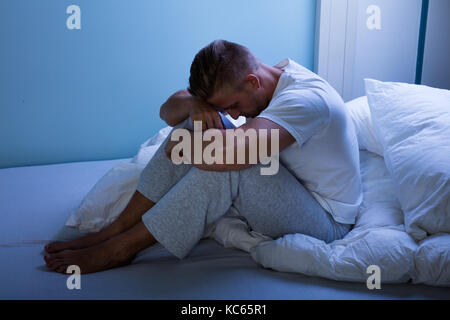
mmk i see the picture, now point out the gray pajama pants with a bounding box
[136,118,351,259]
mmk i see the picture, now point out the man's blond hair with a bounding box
[188,40,261,100]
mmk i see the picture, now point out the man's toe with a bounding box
[49,259,64,270]
[56,265,68,274]
[45,242,62,253]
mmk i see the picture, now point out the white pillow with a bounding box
[131,126,172,166]
[345,96,383,156]
[364,78,450,241]
[65,161,145,233]
[66,126,173,233]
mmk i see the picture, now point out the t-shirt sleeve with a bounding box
[257,90,330,147]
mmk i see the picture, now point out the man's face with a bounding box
[206,79,269,120]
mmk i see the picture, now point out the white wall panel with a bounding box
[315,0,423,101]
[422,0,450,90]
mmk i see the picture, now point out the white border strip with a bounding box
[314,0,357,102]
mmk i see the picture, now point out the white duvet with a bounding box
[66,80,450,287]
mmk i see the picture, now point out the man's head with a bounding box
[188,40,280,119]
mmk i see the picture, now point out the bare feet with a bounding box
[45,233,107,254]
[45,191,155,254]
[44,241,135,274]
[44,222,157,274]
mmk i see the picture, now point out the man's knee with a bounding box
[239,164,263,178]
[239,163,286,184]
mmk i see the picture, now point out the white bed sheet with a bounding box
[4,158,448,299]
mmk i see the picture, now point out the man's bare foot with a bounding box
[44,240,135,274]
[44,221,156,274]
[45,233,106,254]
[45,191,155,254]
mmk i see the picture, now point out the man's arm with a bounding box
[165,117,296,171]
[159,90,191,127]
[160,90,224,130]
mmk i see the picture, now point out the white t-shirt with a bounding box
[257,58,362,224]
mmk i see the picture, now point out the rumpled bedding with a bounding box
[66,124,450,287]
[66,78,450,287]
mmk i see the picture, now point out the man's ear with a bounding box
[244,74,261,89]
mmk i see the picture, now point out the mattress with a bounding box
[0,158,449,299]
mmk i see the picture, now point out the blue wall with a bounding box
[0,0,316,169]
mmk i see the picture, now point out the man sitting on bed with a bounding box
[44,39,362,274]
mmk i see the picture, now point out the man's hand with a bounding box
[160,90,224,130]
[164,117,295,172]
[188,97,224,131]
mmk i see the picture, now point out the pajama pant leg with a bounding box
[139,160,351,259]
[136,119,193,203]
[233,164,352,244]
[136,114,236,203]
[141,167,240,259]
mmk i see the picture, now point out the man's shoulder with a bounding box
[271,84,329,110]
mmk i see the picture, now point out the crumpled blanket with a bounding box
[66,125,450,287]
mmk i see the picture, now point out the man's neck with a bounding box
[260,64,284,101]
